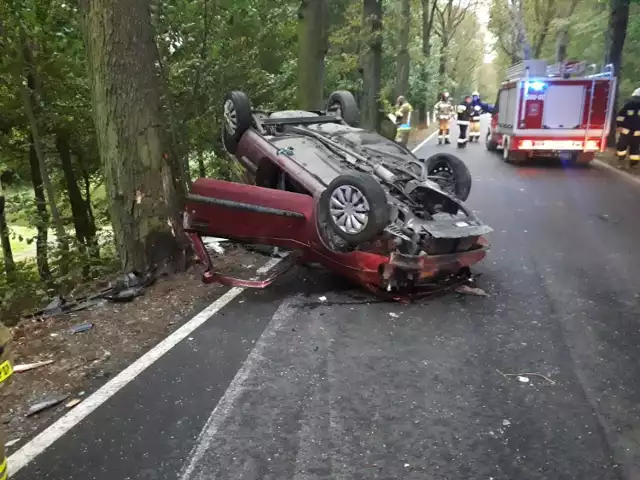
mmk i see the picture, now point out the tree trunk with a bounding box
[20,58,70,255]
[56,130,96,249]
[605,0,630,146]
[298,0,329,110]
[29,140,52,282]
[394,0,411,99]
[0,179,15,276]
[197,151,206,178]
[80,0,190,274]
[554,0,580,63]
[361,0,383,132]
[438,41,448,90]
[421,0,437,57]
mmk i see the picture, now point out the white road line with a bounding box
[411,129,439,153]
[178,297,298,480]
[7,257,284,477]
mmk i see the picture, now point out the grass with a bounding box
[1,182,109,260]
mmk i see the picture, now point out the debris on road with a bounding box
[69,323,94,334]
[389,312,399,318]
[455,284,488,296]
[5,438,20,448]
[65,398,82,409]
[497,369,556,385]
[502,419,511,426]
[26,395,69,417]
[14,360,55,373]
[318,296,327,302]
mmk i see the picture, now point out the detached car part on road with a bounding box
[183,90,492,300]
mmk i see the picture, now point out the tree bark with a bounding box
[29,140,52,282]
[0,179,15,277]
[80,0,190,274]
[605,0,630,146]
[554,0,580,63]
[394,0,411,99]
[56,130,96,249]
[361,0,383,132]
[438,41,448,90]
[298,0,329,110]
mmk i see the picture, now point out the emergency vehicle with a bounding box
[486,59,616,164]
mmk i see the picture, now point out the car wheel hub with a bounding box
[329,185,370,235]
[223,99,237,134]
[430,164,456,194]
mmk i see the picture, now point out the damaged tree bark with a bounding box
[80,0,190,273]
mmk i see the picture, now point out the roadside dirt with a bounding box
[407,123,437,150]
[596,148,640,176]
[0,242,272,453]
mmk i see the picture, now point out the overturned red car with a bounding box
[183,90,492,300]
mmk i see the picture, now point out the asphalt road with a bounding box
[13,119,640,479]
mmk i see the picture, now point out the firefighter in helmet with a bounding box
[393,95,413,146]
[615,88,640,168]
[0,195,13,480]
[433,91,455,145]
[456,95,473,148]
[469,91,491,142]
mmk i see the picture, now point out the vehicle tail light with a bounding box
[585,140,599,151]
[519,140,534,149]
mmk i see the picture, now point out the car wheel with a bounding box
[222,91,252,155]
[326,91,359,127]
[319,173,390,245]
[486,131,498,151]
[424,153,472,202]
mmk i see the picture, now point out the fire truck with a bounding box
[486,59,616,164]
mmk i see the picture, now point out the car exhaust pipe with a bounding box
[373,164,397,184]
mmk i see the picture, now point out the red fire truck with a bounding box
[486,59,616,164]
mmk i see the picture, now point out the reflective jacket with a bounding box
[394,102,413,131]
[434,100,454,119]
[456,102,473,123]
[616,97,640,133]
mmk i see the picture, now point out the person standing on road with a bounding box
[615,88,640,168]
[469,91,491,142]
[433,91,454,145]
[456,95,473,148]
[393,96,413,146]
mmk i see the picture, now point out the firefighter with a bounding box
[0,194,12,480]
[456,95,473,148]
[433,91,455,145]
[615,88,640,167]
[469,91,491,142]
[393,95,413,146]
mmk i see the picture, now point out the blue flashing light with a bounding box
[526,81,547,93]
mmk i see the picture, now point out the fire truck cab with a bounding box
[486,59,616,164]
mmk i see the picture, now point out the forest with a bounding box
[0,0,636,324]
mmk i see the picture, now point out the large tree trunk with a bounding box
[438,41,448,90]
[81,0,190,274]
[421,0,437,57]
[605,0,630,147]
[29,140,52,282]
[56,130,96,250]
[361,0,383,132]
[298,0,329,110]
[21,49,70,255]
[0,179,15,277]
[554,0,580,63]
[394,0,411,99]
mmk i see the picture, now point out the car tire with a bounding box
[486,130,498,151]
[327,91,359,127]
[319,172,390,245]
[222,91,252,154]
[424,153,472,202]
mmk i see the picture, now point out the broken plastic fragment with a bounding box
[455,285,488,296]
[69,323,93,334]
[26,395,69,417]
[318,296,327,302]
[517,376,530,383]
[14,360,55,373]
